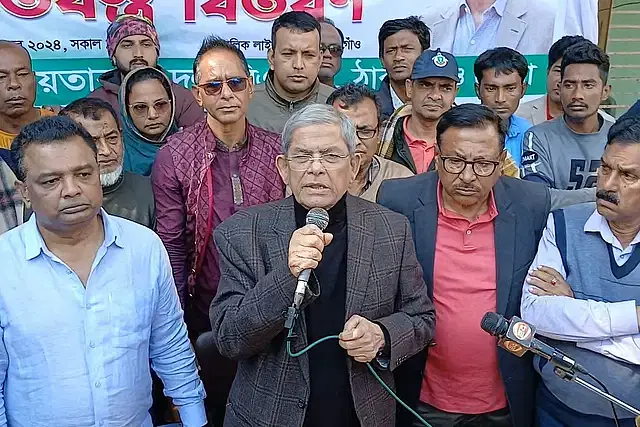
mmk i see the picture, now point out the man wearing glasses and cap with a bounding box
[378,48,459,175]
[151,36,285,426]
[378,104,550,427]
[378,48,519,177]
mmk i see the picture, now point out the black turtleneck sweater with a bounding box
[295,195,360,427]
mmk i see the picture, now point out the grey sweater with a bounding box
[521,114,614,210]
[537,203,640,419]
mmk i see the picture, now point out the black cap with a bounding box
[411,48,459,82]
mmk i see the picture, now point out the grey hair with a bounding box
[281,104,357,154]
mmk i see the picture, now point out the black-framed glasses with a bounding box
[286,153,350,171]
[320,43,343,57]
[128,99,171,118]
[356,127,378,140]
[197,77,248,96]
[439,156,500,177]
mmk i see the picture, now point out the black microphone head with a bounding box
[481,312,509,337]
[306,207,329,231]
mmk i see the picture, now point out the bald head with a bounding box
[0,41,31,61]
[0,40,36,120]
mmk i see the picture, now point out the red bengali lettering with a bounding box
[329,0,362,22]
[202,0,237,22]
[122,0,153,21]
[0,0,52,18]
[100,0,153,22]
[290,0,323,19]
[241,0,285,22]
[55,0,97,20]
[184,0,196,22]
[99,0,125,21]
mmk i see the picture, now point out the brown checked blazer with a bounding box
[209,195,435,427]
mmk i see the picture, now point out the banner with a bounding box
[0,0,598,105]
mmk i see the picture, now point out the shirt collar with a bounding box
[403,116,434,146]
[436,180,499,223]
[24,208,123,261]
[461,0,506,17]
[584,208,640,250]
[507,115,529,138]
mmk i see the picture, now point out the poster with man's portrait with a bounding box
[423,0,598,56]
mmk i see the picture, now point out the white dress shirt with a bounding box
[521,210,640,365]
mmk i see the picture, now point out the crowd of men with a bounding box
[0,9,638,427]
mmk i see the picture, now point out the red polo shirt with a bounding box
[420,183,508,414]
[403,117,435,174]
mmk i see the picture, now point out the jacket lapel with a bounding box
[270,197,313,386]
[345,195,374,319]
[497,1,527,49]
[412,176,439,299]
[430,5,458,51]
[493,180,516,315]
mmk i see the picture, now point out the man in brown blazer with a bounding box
[209,104,435,427]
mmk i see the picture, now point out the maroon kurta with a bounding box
[152,119,284,331]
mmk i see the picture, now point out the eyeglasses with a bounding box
[196,77,248,96]
[439,156,500,177]
[356,127,378,140]
[320,43,343,58]
[286,153,350,171]
[128,99,171,118]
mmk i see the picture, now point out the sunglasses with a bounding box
[320,43,343,58]
[128,99,171,118]
[196,77,248,96]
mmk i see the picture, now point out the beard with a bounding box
[100,165,124,188]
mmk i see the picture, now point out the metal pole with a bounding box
[572,376,640,417]
[554,367,640,417]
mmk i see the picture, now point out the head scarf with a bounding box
[119,66,178,176]
[106,14,160,58]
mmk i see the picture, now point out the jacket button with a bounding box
[298,399,306,409]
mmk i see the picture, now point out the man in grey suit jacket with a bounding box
[210,104,435,427]
[424,0,555,56]
[378,104,550,427]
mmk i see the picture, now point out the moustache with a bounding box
[454,185,480,192]
[596,190,620,205]
[129,59,148,67]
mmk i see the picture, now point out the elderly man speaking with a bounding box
[210,103,435,427]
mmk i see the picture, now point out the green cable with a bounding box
[286,328,432,427]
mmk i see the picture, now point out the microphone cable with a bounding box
[584,372,620,427]
[286,328,433,427]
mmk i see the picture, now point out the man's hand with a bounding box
[527,265,574,297]
[338,315,385,363]
[287,225,333,278]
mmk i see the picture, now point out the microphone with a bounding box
[481,312,588,374]
[284,207,329,330]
